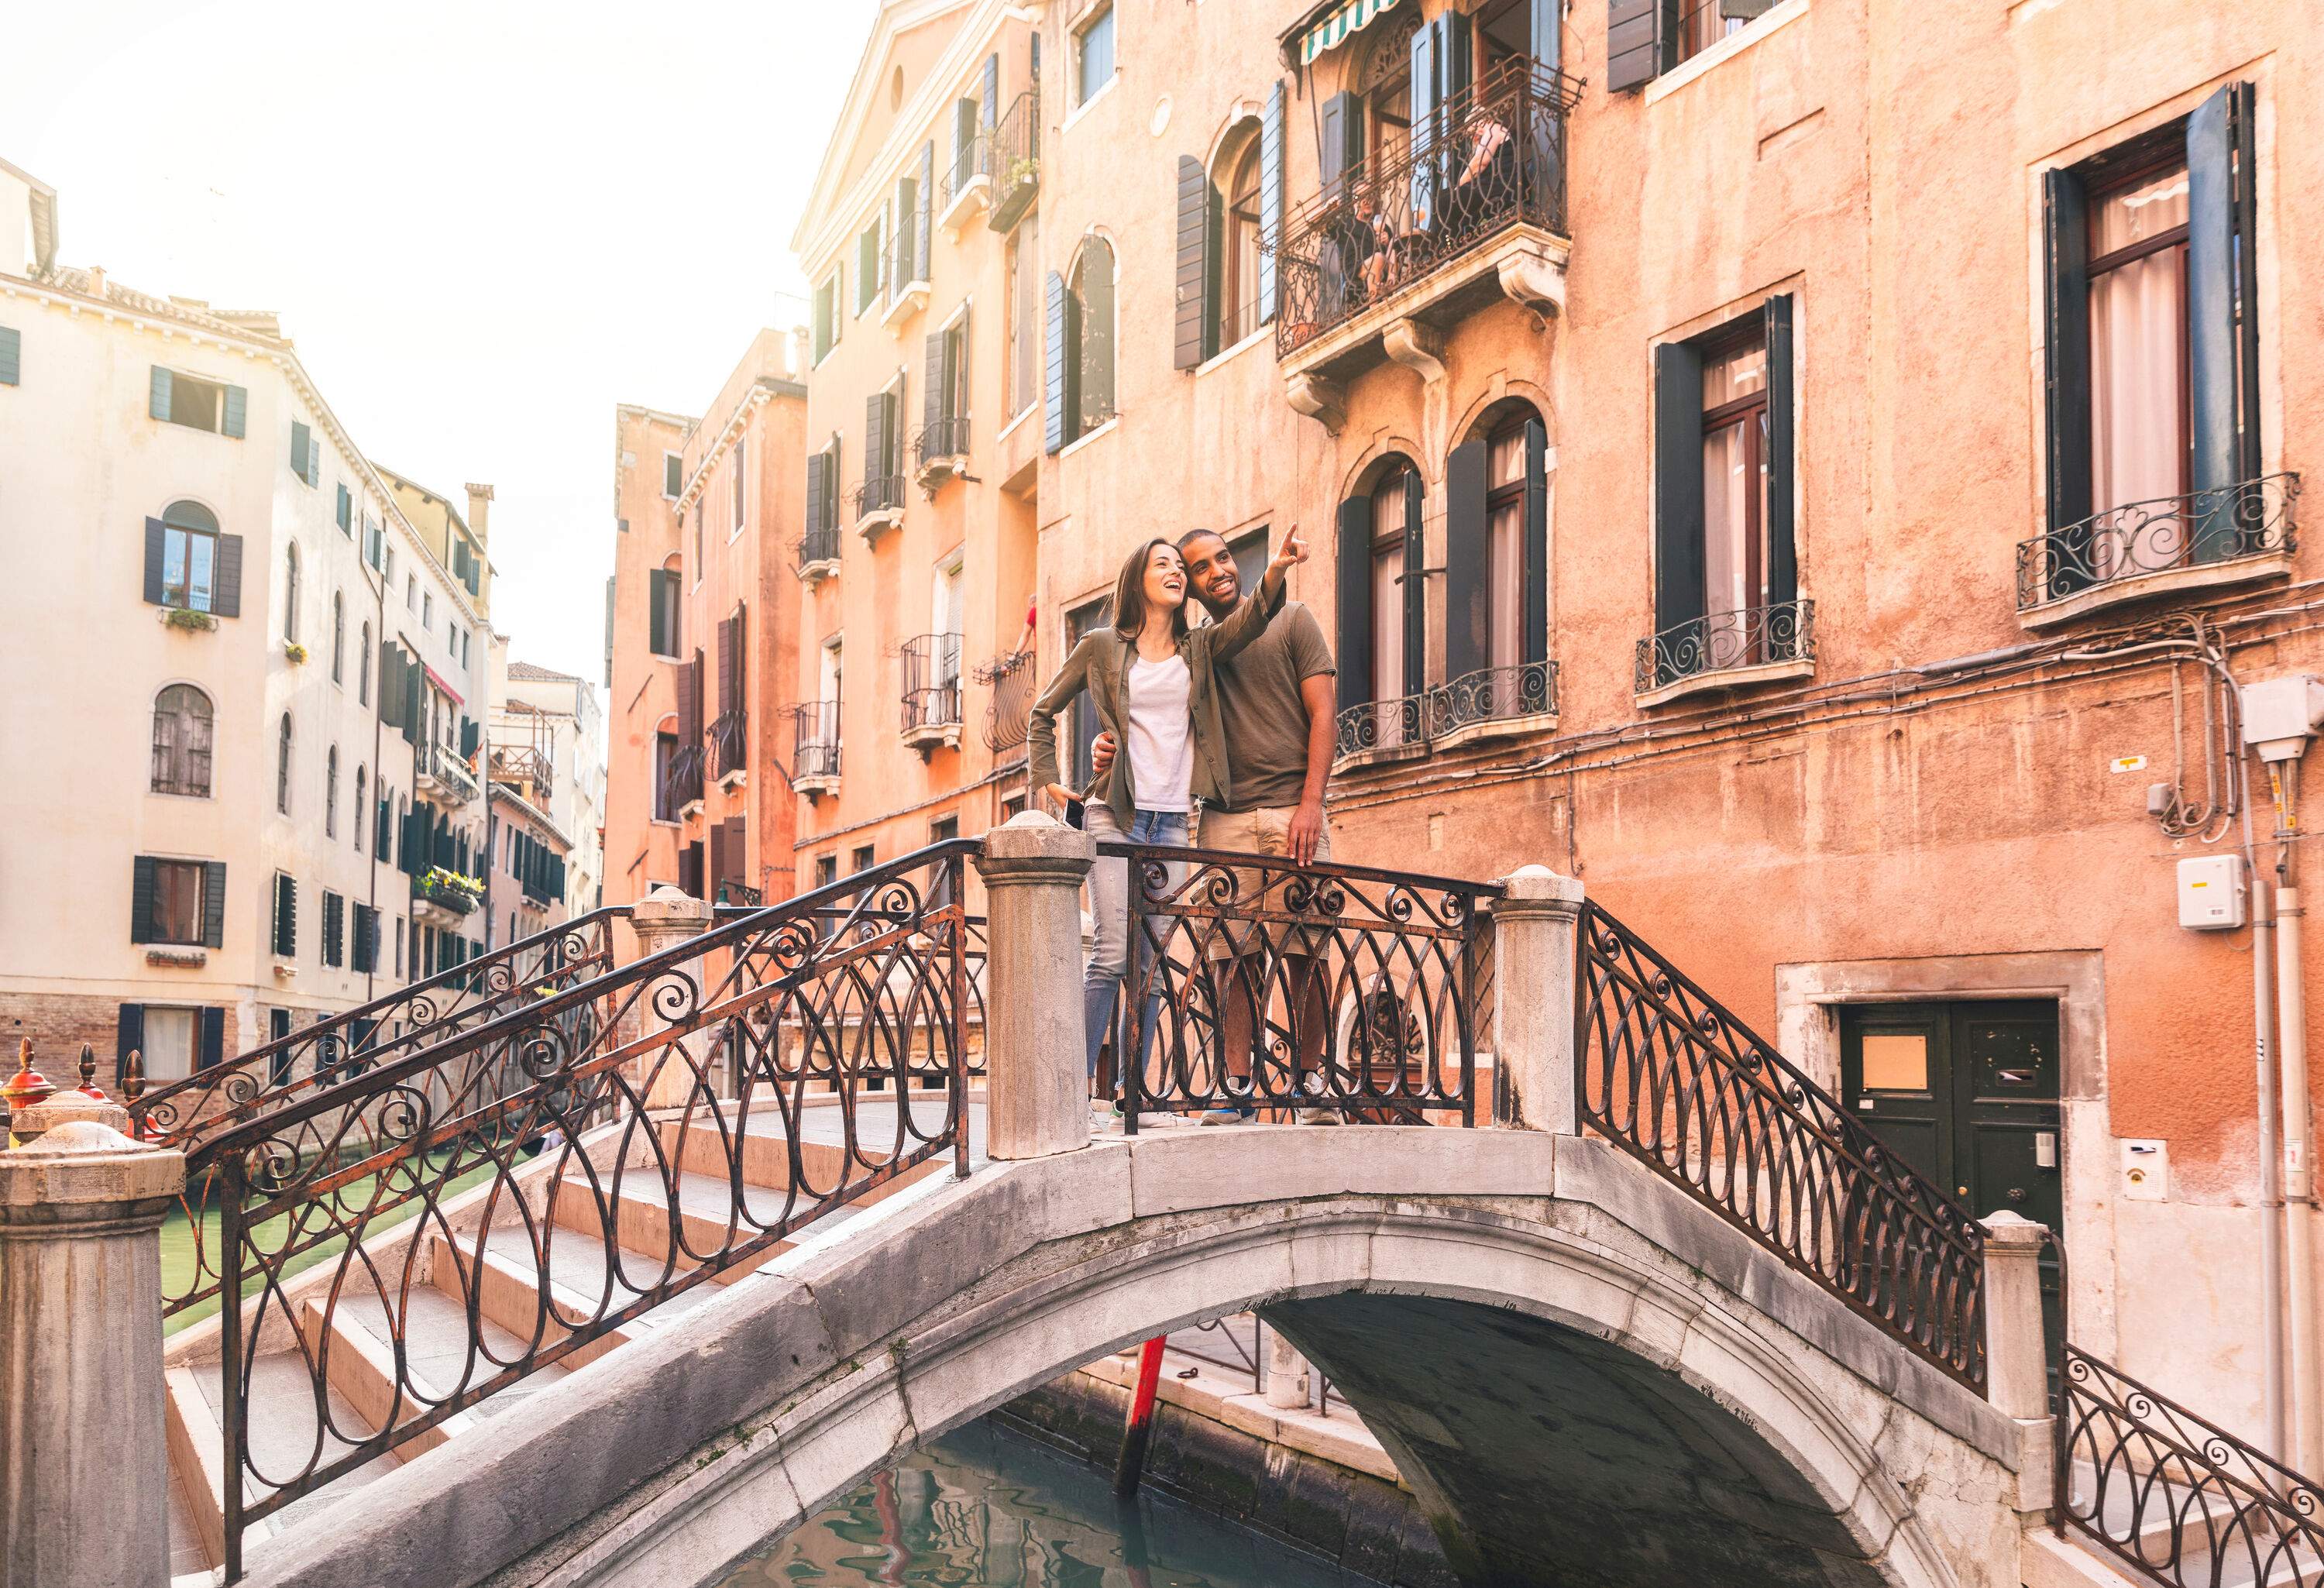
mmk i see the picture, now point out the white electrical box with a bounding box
[2178,855,2247,930]
[2240,675,2324,762]
[2120,1139,2169,1202]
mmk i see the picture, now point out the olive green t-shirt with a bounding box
[1212,600,1335,813]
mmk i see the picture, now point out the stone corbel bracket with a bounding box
[1497,235,1569,318]
[1284,371,1346,435]
[1383,318,1448,384]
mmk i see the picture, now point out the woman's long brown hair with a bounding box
[1109,538,1188,644]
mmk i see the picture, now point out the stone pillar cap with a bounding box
[977,810,1095,878]
[10,1094,132,1139]
[1,1120,184,1207]
[1979,1209,2049,1246]
[633,885,714,927]
[1495,864,1585,908]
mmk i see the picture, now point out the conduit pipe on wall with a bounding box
[2237,748,2284,1467]
[2272,758,2321,1475]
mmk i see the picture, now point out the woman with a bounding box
[1027,526,1308,1115]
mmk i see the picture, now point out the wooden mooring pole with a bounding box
[1112,1336,1168,1497]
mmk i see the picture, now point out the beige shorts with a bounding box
[1195,806,1332,961]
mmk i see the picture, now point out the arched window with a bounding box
[1439,402,1552,725]
[277,712,293,814]
[353,765,367,852]
[325,746,340,838]
[1070,238,1116,434]
[1370,462,1419,709]
[331,591,346,682]
[284,543,301,643]
[1219,129,1265,348]
[1329,455,1426,754]
[150,684,215,796]
[359,621,372,704]
[1364,15,1421,171]
[159,500,222,612]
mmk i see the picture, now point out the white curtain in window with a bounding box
[1370,480,1406,725]
[143,1008,196,1082]
[2089,167,2191,560]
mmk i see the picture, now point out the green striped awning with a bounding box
[1297,0,1404,65]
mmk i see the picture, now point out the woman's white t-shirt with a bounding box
[1124,653,1195,813]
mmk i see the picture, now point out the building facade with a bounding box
[0,167,490,1088]
[777,0,2324,1452]
[490,655,606,921]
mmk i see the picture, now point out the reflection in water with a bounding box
[711,1416,1391,1588]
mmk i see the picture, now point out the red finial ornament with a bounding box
[2,1039,57,1114]
[76,1043,108,1100]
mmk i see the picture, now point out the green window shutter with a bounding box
[274,873,297,957]
[1442,440,1490,684]
[336,483,352,533]
[150,366,174,422]
[223,384,247,438]
[805,451,828,538]
[116,1004,146,1079]
[1401,470,1426,698]
[292,421,311,481]
[0,325,19,386]
[211,534,244,618]
[1652,339,1707,665]
[1334,496,1373,715]
[203,861,228,948]
[198,1008,224,1071]
[1522,417,1549,665]
[649,569,672,655]
[1763,296,1797,610]
[131,856,156,944]
[1174,156,1209,372]
[2040,167,2092,559]
[1043,270,1072,454]
[2187,81,2261,562]
[143,518,168,607]
[461,717,480,758]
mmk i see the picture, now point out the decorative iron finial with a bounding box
[76,1043,107,1099]
[122,1049,146,1105]
[2,1038,57,1113]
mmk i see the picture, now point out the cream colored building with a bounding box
[0,163,490,1088]
[489,650,606,922]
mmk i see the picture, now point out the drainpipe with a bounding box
[2237,760,2284,1466]
[2273,758,2319,1474]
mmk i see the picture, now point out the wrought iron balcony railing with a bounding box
[942,129,990,210]
[660,742,705,816]
[902,633,964,734]
[792,701,841,783]
[1336,694,1429,761]
[419,741,480,804]
[913,415,971,474]
[852,475,905,521]
[976,648,1036,756]
[1428,661,1556,738]
[1635,599,1816,695]
[2015,473,2301,612]
[1277,57,1580,359]
[796,524,841,574]
[987,91,1039,233]
[709,708,748,780]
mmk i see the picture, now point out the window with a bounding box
[1648,297,1800,686]
[815,854,838,889]
[406,574,417,612]
[693,499,704,571]
[1609,0,1777,92]
[0,324,19,386]
[150,367,243,436]
[395,916,404,978]
[359,621,372,704]
[151,684,214,797]
[663,451,682,498]
[1008,217,1040,418]
[325,747,340,839]
[353,903,379,973]
[851,844,876,874]
[331,591,346,681]
[653,727,679,821]
[1074,5,1115,105]
[1221,134,1265,348]
[290,421,320,486]
[354,765,367,851]
[1047,236,1117,452]
[277,712,293,814]
[422,590,433,631]
[140,1007,198,1083]
[1371,468,1415,707]
[813,269,843,363]
[857,215,885,313]
[1364,16,1418,171]
[132,857,220,947]
[1330,458,1425,750]
[154,500,224,614]
[385,543,396,584]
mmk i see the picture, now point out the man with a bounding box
[1091,527,1336,1123]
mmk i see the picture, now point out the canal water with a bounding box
[709,1414,1394,1588]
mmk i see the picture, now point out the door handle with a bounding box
[1996,1069,2036,1084]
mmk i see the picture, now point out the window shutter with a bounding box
[376,798,392,858]
[116,1004,145,1078]
[924,331,945,435]
[2187,81,2261,559]
[1260,82,1285,324]
[143,517,168,606]
[0,325,19,386]
[721,816,745,883]
[1174,156,1210,371]
[1044,270,1072,454]
[954,308,971,424]
[1652,340,1707,657]
[400,812,419,875]
[336,483,352,533]
[676,658,699,754]
[1317,91,1360,203]
[865,391,886,487]
[1401,469,1427,697]
[292,421,311,481]
[212,534,244,618]
[198,1007,224,1071]
[404,658,425,746]
[1410,24,1440,229]
[131,856,156,944]
[1532,0,1564,71]
[461,717,480,758]
[204,861,227,947]
[2040,167,2092,560]
[1522,418,1549,665]
[150,366,174,422]
[806,450,828,538]
[1444,11,1473,101]
[1607,0,1661,92]
[1763,296,1798,613]
[1335,497,1373,715]
[274,873,297,957]
[716,616,736,714]
[982,53,999,128]
[1443,440,1490,684]
[709,820,727,894]
[916,143,935,282]
[648,569,672,655]
[379,641,403,726]
[223,384,247,438]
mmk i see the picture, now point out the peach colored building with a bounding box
[603,332,808,910]
[779,0,2324,1456]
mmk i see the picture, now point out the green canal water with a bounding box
[710,1417,1390,1588]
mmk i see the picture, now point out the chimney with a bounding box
[463,483,494,548]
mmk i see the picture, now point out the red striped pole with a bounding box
[1112,1336,1168,1497]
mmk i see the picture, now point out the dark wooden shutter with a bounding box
[982,53,999,125]
[951,308,971,424]
[2041,167,2092,575]
[203,861,227,947]
[131,856,156,943]
[1174,156,1210,371]
[915,143,935,281]
[1335,497,1373,715]
[1401,470,1427,697]
[404,658,425,745]
[1652,340,1707,650]
[292,421,311,481]
[1043,270,1072,454]
[1318,91,1360,203]
[2187,81,2260,560]
[143,518,168,606]
[379,641,403,726]
[461,717,480,758]
[198,1008,224,1071]
[212,534,243,617]
[805,450,829,538]
[1444,10,1473,102]
[648,569,672,655]
[924,332,945,435]
[865,392,888,484]
[716,616,736,714]
[150,366,173,421]
[676,655,699,753]
[274,873,297,957]
[0,325,19,386]
[1763,295,1797,612]
[1443,441,1490,683]
[116,1004,145,1078]
[721,816,746,884]
[1260,82,1285,323]
[1607,0,1660,92]
[1522,418,1549,665]
[223,385,246,438]
[337,483,352,532]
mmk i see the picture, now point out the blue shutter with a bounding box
[2187,81,2260,562]
[223,384,246,438]
[916,143,935,281]
[0,325,19,386]
[1174,156,1210,371]
[1043,270,1071,455]
[336,483,352,533]
[1260,83,1284,324]
[150,366,174,422]
[292,421,311,482]
[143,518,168,607]
[1410,23,1439,229]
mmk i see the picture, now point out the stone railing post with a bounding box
[974,812,1096,1160]
[1,1116,186,1588]
[1263,1328,1312,1410]
[627,885,717,1109]
[1490,864,1586,1133]
[1981,1210,2055,1513]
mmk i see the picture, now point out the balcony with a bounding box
[986,91,1039,233]
[2015,473,2301,629]
[792,702,841,799]
[797,524,841,586]
[901,633,964,756]
[1274,59,1580,428]
[710,708,748,790]
[938,133,992,232]
[913,415,971,490]
[660,743,705,820]
[853,476,904,541]
[415,741,480,807]
[976,648,1036,760]
[1635,600,1817,707]
[414,868,480,926]
[1336,695,1430,770]
[1334,662,1559,770]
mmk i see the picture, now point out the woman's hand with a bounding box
[1044,783,1081,813]
[1268,524,1308,577]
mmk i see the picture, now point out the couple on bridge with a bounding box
[1025,524,1341,1128]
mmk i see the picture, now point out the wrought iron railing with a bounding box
[710,706,748,779]
[1428,660,1556,737]
[913,415,971,473]
[976,648,1036,757]
[1336,694,1428,761]
[902,633,964,734]
[1575,902,1988,1389]
[1635,599,1816,693]
[420,740,481,803]
[943,129,990,208]
[2057,1344,2324,1587]
[2016,473,2302,611]
[793,700,842,782]
[661,741,705,813]
[1106,843,1497,1129]
[987,91,1040,233]
[186,843,977,1578]
[1277,58,1580,359]
[853,475,905,520]
[797,524,841,572]
[714,878,763,908]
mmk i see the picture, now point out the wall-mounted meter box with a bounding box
[2178,855,2247,930]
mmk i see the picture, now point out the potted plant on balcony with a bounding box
[284,641,309,665]
[163,607,218,633]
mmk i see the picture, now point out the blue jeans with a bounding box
[1083,806,1189,1092]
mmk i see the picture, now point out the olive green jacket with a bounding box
[1026,565,1287,827]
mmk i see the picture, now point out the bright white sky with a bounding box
[4,0,878,686]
